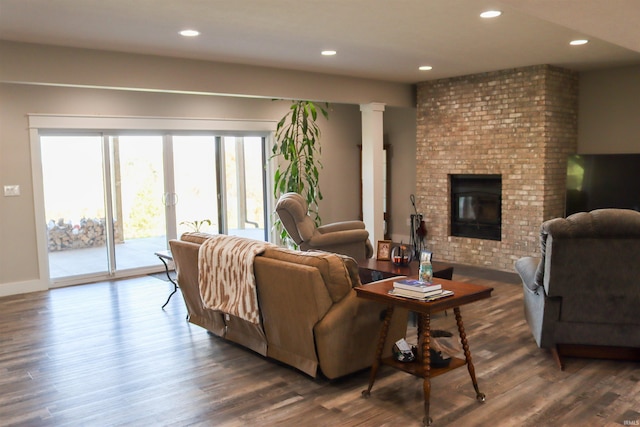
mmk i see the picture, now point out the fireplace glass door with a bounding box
[450,174,502,241]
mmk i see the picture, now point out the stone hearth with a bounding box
[415,65,578,272]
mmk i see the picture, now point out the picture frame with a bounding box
[376,240,392,261]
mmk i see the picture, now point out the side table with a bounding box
[357,258,454,284]
[355,277,493,426]
[154,250,178,309]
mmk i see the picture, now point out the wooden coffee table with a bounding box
[355,277,493,426]
[357,258,454,283]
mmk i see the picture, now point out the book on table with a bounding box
[388,288,454,301]
[392,287,443,298]
[393,278,442,293]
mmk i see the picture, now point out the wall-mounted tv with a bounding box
[565,154,640,216]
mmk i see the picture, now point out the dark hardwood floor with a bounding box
[1,267,638,426]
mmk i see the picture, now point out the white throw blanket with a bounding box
[198,235,274,324]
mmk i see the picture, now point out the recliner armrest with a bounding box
[308,229,370,246]
[316,220,366,234]
[515,257,542,293]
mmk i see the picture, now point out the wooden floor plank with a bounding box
[0,272,638,426]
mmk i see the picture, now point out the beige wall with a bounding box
[0,41,414,107]
[384,106,417,244]
[578,65,640,154]
[0,85,374,290]
[0,41,417,294]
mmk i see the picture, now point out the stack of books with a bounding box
[389,278,454,301]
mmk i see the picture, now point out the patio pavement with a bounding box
[48,228,266,282]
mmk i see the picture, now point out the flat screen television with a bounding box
[565,154,640,216]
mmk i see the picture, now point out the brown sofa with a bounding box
[169,232,408,379]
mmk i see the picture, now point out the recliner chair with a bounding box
[515,208,640,369]
[275,192,373,259]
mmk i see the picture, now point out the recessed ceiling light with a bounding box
[480,10,502,18]
[179,29,200,37]
[419,65,433,71]
[321,50,337,56]
[570,39,589,46]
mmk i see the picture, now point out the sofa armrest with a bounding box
[314,290,409,379]
[168,239,226,336]
[254,256,334,377]
[515,256,542,294]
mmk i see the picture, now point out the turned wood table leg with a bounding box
[362,305,395,398]
[418,313,433,426]
[453,307,486,402]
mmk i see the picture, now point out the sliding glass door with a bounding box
[109,136,167,271]
[40,132,268,284]
[222,136,266,240]
[42,135,110,278]
[42,134,167,281]
[173,135,219,236]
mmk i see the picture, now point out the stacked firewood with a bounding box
[47,218,118,251]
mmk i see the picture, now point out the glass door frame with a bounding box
[29,114,277,289]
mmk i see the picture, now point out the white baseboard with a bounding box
[0,278,48,297]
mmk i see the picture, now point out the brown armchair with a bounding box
[275,192,373,259]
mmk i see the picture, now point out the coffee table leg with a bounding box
[362,305,395,398]
[418,313,433,426]
[453,307,486,402]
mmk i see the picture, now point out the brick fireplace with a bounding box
[415,65,578,272]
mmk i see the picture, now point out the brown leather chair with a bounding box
[275,192,373,259]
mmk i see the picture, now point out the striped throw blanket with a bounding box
[198,235,275,324]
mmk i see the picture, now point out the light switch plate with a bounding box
[4,185,20,196]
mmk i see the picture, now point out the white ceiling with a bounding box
[1,0,639,84]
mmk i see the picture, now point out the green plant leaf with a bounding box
[271,100,329,231]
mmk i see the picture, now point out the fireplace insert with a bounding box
[450,174,501,241]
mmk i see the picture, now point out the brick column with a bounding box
[415,65,578,271]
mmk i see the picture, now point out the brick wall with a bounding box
[415,65,578,271]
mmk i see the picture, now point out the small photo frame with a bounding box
[376,240,392,261]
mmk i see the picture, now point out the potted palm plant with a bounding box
[272,100,329,243]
